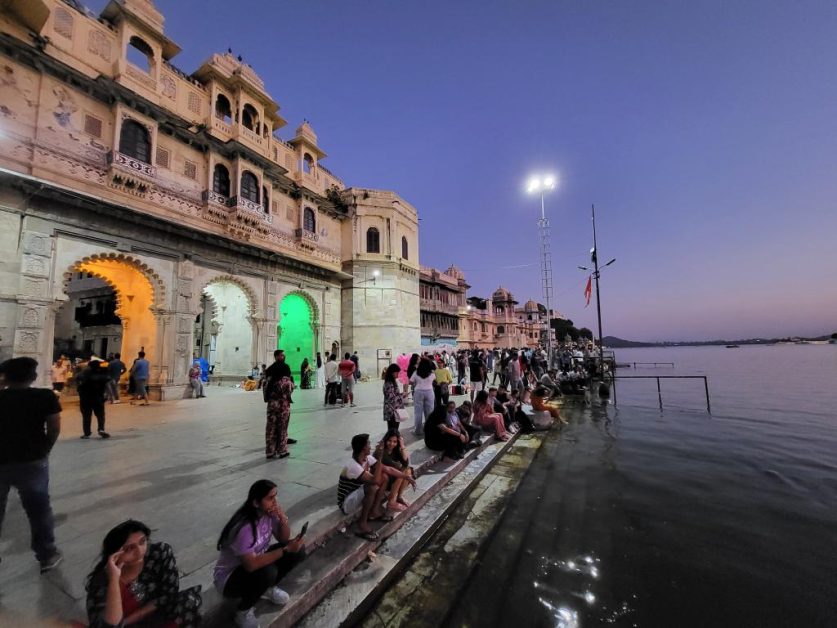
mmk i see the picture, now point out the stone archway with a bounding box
[198,277,256,378]
[277,290,319,379]
[58,254,161,376]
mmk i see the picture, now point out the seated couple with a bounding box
[338,432,417,541]
[424,401,482,461]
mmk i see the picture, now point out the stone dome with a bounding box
[524,299,539,312]
[492,286,513,302]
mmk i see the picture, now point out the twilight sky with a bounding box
[89,0,837,341]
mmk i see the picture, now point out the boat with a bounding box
[725,345,740,348]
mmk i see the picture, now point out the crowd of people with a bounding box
[0,343,593,627]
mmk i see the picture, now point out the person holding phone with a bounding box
[214,480,307,628]
[376,429,416,510]
[85,519,202,628]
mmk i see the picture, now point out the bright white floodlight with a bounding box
[526,174,557,195]
[372,270,380,277]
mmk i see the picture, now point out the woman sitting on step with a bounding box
[471,390,511,441]
[424,401,471,460]
[376,429,416,510]
[214,480,307,628]
[85,520,202,628]
[530,385,565,423]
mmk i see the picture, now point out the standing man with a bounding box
[76,359,111,439]
[129,351,150,405]
[50,357,69,395]
[350,351,361,382]
[105,352,125,404]
[468,351,484,403]
[324,353,339,406]
[0,357,63,573]
[264,350,297,456]
[339,352,357,408]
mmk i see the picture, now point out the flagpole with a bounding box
[591,204,605,370]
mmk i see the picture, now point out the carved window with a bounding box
[84,114,102,139]
[302,153,313,174]
[54,8,74,39]
[242,104,259,132]
[241,171,259,203]
[366,227,380,253]
[184,160,197,180]
[262,186,269,213]
[187,92,201,115]
[497,325,505,334]
[215,94,232,124]
[161,75,176,100]
[401,236,409,260]
[119,120,151,164]
[303,207,316,233]
[155,146,170,168]
[127,36,153,73]
[213,164,230,196]
[285,155,293,169]
[272,200,279,213]
[285,205,295,221]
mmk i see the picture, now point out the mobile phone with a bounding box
[298,521,309,538]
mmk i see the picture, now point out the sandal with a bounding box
[355,530,379,541]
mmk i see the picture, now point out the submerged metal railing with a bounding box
[629,361,675,368]
[609,375,711,413]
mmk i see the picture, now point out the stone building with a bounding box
[0,0,419,395]
[457,287,551,350]
[419,264,468,347]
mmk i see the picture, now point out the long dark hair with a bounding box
[416,357,434,379]
[406,353,419,377]
[217,479,277,551]
[384,363,400,384]
[86,519,151,590]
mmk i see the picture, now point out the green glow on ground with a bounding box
[278,293,314,379]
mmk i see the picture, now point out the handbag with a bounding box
[395,408,410,422]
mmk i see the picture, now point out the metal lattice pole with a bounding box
[538,193,554,364]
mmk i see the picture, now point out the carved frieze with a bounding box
[21,232,51,257]
[22,254,48,276]
[14,330,40,353]
[20,277,48,298]
[87,30,112,61]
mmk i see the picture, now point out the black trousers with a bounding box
[223,544,306,611]
[80,398,105,435]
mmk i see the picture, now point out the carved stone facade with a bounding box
[0,0,420,395]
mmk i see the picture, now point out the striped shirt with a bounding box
[337,454,375,509]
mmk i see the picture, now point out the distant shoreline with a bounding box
[604,335,835,349]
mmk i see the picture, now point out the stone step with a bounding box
[192,431,517,627]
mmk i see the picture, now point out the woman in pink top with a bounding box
[471,390,510,441]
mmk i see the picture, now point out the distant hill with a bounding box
[603,334,835,348]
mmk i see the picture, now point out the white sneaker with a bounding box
[262,585,290,606]
[234,608,259,628]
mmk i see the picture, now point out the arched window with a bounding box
[366,227,380,253]
[262,186,269,213]
[119,119,151,163]
[497,325,505,334]
[240,171,259,203]
[127,36,153,73]
[303,207,316,233]
[242,104,259,132]
[215,94,232,124]
[473,322,478,331]
[401,236,409,260]
[212,164,230,196]
[302,153,313,174]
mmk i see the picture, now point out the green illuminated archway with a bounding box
[278,292,315,379]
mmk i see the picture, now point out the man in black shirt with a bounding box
[263,350,296,445]
[76,359,111,439]
[0,357,62,572]
[468,351,484,403]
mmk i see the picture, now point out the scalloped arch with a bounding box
[282,289,319,323]
[201,274,258,317]
[62,253,165,311]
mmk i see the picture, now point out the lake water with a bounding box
[446,345,837,627]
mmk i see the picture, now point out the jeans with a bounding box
[0,458,57,563]
[223,544,306,610]
[190,378,204,397]
[413,389,434,434]
[80,398,106,435]
[135,378,148,399]
[105,379,119,402]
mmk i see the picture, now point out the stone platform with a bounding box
[0,382,519,627]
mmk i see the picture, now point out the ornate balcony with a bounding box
[294,228,318,248]
[107,151,155,196]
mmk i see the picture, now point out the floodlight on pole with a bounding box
[525,173,558,364]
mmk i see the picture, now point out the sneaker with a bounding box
[234,608,259,628]
[262,585,290,606]
[350,402,356,407]
[39,552,63,574]
[80,434,90,439]
[286,438,298,445]
[98,431,111,439]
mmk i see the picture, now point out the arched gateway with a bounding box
[277,291,318,379]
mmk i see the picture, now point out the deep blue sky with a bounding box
[89,1,837,341]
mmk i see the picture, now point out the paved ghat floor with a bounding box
[0,381,411,626]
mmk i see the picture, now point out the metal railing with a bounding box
[628,361,675,368]
[609,375,711,413]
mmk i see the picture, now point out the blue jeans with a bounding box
[413,389,435,434]
[0,458,57,562]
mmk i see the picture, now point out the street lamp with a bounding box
[356,269,380,286]
[526,174,557,364]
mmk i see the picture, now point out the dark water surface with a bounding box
[446,345,837,627]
